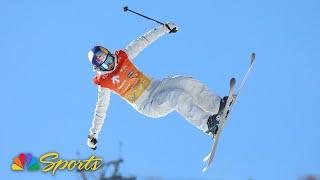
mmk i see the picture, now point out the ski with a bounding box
[202,53,256,172]
[203,78,236,172]
[235,53,255,100]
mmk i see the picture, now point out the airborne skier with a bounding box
[86,23,229,150]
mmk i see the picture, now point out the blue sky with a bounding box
[1,0,320,179]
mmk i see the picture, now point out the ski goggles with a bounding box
[94,50,115,71]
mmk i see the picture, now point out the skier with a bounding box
[87,23,228,150]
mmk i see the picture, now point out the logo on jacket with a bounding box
[127,71,135,78]
[111,75,120,84]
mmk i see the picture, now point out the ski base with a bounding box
[203,78,236,172]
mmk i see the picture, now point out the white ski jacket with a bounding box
[89,24,174,138]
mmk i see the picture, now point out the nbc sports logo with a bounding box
[10,152,102,175]
[11,153,40,171]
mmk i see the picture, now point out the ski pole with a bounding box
[123,6,165,25]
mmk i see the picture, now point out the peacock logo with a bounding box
[11,153,40,171]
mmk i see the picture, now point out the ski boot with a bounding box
[206,96,229,136]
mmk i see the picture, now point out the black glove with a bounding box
[165,23,178,33]
[87,135,98,150]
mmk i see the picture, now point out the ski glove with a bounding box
[165,23,178,33]
[87,134,98,150]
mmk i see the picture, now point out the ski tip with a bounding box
[203,167,208,172]
[203,154,211,162]
[251,52,256,64]
[230,78,236,87]
[123,6,129,12]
